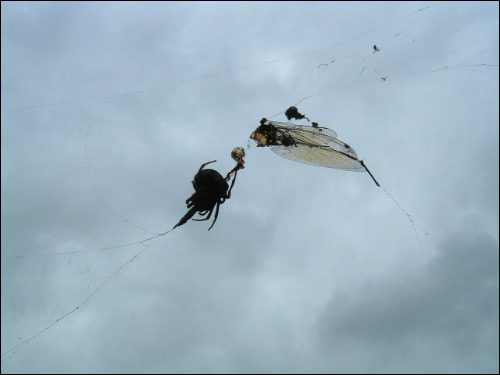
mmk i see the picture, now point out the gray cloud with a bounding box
[316,229,499,373]
[2,1,498,374]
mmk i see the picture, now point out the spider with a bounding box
[174,160,240,230]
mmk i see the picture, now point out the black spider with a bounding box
[174,160,240,230]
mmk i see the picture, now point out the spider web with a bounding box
[2,2,498,373]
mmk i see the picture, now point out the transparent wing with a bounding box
[251,120,379,184]
[272,122,360,160]
[272,121,338,140]
[271,144,364,171]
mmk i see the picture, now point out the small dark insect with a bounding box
[285,106,310,122]
[174,161,238,230]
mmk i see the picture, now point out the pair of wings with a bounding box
[249,120,380,186]
[250,121,365,172]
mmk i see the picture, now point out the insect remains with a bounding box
[285,106,310,122]
[174,152,244,231]
[230,146,246,165]
[250,117,380,186]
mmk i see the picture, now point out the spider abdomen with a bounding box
[193,169,229,196]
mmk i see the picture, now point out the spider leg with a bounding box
[186,190,200,206]
[199,160,217,173]
[226,170,238,199]
[193,207,213,221]
[224,162,244,200]
[193,217,210,222]
[208,202,221,230]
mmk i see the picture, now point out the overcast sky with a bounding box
[1,1,499,374]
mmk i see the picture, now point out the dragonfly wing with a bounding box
[322,137,359,159]
[281,123,338,140]
[252,120,367,172]
[274,123,359,159]
[271,145,364,172]
[274,123,337,147]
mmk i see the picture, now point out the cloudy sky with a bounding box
[1,1,498,373]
